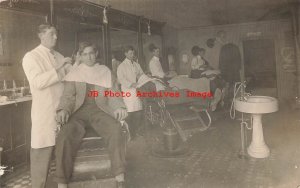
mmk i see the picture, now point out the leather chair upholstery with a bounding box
[69,127,116,188]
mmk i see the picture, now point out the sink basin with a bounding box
[234,96,279,158]
[234,96,278,114]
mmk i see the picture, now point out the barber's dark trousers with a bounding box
[31,146,53,188]
[54,105,125,184]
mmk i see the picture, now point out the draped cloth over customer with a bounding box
[64,63,112,88]
[168,76,210,92]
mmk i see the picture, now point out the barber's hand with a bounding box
[74,52,81,66]
[55,110,70,125]
[55,57,72,70]
[63,57,73,64]
[114,108,128,121]
[130,83,138,89]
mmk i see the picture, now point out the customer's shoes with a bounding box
[116,181,125,188]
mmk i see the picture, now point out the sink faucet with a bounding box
[240,81,251,101]
[3,80,7,91]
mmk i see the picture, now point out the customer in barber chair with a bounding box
[54,42,128,188]
[190,45,225,111]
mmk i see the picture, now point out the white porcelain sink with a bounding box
[234,96,279,158]
[234,96,278,114]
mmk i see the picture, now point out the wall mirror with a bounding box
[56,17,104,64]
[109,28,138,73]
[0,9,46,67]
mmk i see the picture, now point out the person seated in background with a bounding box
[54,42,127,188]
[190,46,217,79]
[190,45,225,111]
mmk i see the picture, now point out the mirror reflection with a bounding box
[110,28,138,75]
[57,18,104,65]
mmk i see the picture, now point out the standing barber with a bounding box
[117,46,144,139]
[22,24,72,188]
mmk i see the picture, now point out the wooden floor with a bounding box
[2,104,300,188]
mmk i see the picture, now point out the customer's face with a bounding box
[125,50,135,61]
[39,27,57,49]
[81,46,97,66]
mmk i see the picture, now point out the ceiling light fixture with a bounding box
[147,19,151,36]
[103,0,109,24]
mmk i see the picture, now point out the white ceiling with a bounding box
[87,0,295,28]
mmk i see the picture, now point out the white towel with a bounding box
[168,76,210,92]
[137,74,165,91]
[63,63,112,88]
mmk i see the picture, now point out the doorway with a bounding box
[243,39,277,97]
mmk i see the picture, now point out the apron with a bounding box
[118,59,143,112]
[121,86,142,112]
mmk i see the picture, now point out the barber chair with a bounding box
[68,125,128,188]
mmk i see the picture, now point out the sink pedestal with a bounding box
[234,96,278,159]
[247,114,270,158]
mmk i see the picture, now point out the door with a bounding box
[243,39,277,96]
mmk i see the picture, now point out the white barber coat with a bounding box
[117,58,143,112]
[149,56,164,78]
[22,45,69,148]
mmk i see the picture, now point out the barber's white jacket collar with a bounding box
[124,58,135,64]
[39,44,51,51]
[152,56,159,61]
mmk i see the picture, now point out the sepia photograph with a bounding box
[0,0,300,187]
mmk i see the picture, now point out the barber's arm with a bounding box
[56,81,76,124]
[22,54,70,90]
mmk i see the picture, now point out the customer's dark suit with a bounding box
[55,80,126,184]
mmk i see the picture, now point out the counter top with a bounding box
[0,96,32,106]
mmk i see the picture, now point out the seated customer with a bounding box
[55,42,127,188]
[190,46,225,111]
[190,46,213,79]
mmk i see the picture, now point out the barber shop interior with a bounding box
[1,0,300,187]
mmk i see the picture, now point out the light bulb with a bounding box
[103,7,108,24]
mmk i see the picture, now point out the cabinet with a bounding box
[0,101,31,167]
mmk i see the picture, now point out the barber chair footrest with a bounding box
[71,138,113,182]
